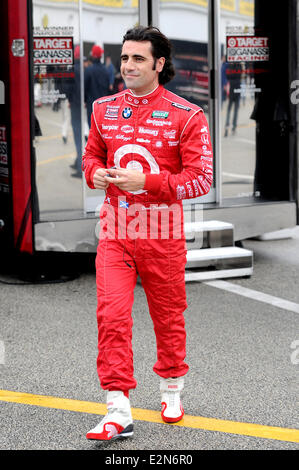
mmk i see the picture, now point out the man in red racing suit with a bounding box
[83,26,213,441]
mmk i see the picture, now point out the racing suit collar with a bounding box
[124,84,164,107]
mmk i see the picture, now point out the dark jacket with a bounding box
[84,60,110,111]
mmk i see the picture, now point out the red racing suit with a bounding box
[83,84,213,392]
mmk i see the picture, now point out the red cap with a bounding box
[74,45,80,59]
[91,45,104,58]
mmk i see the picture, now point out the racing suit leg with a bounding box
[95,235,138,392]
[136,236,189,380]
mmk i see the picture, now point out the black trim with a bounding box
[15,192,32,252]
[209,0,216,100]
[288,0,298,216]
[209,68,215,100]
[27,0,40,236]
[147,0,152,26]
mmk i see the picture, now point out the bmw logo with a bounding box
[122,107,132,119]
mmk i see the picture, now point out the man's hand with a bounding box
[93,168,110,190]
[104,168,146,192]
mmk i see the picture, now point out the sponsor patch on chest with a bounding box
[122,107,133,119]
[104,105,120,120]
[151,110,169,118]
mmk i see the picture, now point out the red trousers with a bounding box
[95,202,189,391]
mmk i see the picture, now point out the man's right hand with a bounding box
[93,168,110,190]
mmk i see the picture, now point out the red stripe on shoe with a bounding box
[161,402,184,423]
[86,422,124,440]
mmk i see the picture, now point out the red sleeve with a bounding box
[82,110,107,189]
[144,110,213,201]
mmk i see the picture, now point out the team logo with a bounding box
[202,145,212,155]
[122,107,133,119]
[185,181,194,198]
[115,134,132,141]
[102,124,118,131]
[176,185,186,200]
[138,127,158,136]
[97,97,116,105]
[104,105,119,120]
[201,133,210,145]
[121,125,134,133]
[168,140,179,147]
[114,144,160,195]
[171,102,191,112]
[146,119,172,127]
[152,111,169,119]
[163,129,176,139]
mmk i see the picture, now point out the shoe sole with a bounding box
[161,401,184,423]
[114,431,134,439]
[86,424,134,441]
[162,414,184,423]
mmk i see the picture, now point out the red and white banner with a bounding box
[33,36,73,65]
[226,36,269,62]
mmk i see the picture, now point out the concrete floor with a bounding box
[0,229,298,451]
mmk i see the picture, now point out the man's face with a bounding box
[120,40,165,96]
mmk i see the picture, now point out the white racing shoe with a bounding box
[86,391,133,441]
[160,377,185,423]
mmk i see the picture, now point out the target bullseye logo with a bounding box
[228,37,236,47]
[114,144,160,194]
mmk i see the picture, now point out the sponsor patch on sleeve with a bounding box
[171,102,191,111]
[97,97,117,104]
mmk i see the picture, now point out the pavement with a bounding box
[0,227,299,452]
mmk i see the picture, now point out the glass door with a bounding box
[32,0,140,221]
[82,0,140,215]
[32,0,82,221]
[219,0,269,200]
[158,0,215,203]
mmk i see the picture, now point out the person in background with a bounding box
[84,45,110,127]
[224,62,242,136]
[105,54,116,93]
[221,54,228,108]
[67,45,84,177]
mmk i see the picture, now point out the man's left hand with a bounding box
[104,168,146,192]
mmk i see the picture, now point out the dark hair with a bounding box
[122,26,175,85]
